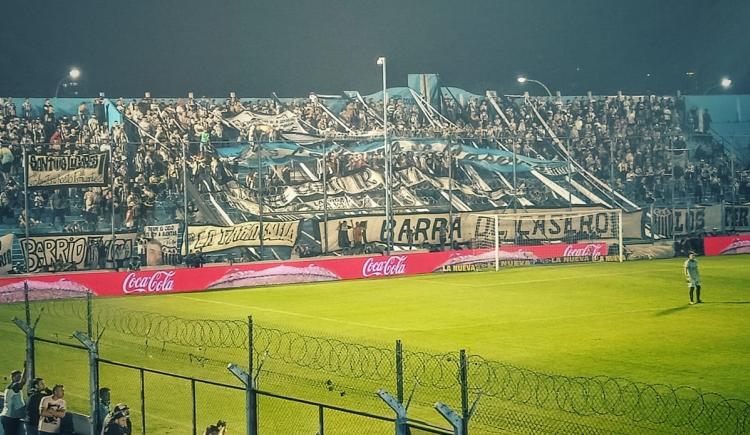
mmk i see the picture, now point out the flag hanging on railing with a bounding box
[0,234,13,274]
[26,152,110,188]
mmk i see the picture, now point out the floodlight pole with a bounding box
[378,56,393,254]
[518,77,553,97]
[22,145,30,272]
[511,141,518,213]
[448,136,454,248]
[322,141,329,253]
[182,139,190,258]
[109,145,116,267]
[257,144,265,259]
[566,139,573,211]
[528,79,553,97]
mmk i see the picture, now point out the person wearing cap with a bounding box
[38,384,66,435]
[684,251,702,305]
[1,364,27,435]
[101,403,131,435]
[102,410,128,435]
[26,377,51,435]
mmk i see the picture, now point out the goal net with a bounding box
[460,209,623,271]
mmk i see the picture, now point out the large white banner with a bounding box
[226,110,308,133]
[188,221,299,253]
[0,234,13,274]
[27,153,110,188]
[320,208,621,251]
[20,232,137,273]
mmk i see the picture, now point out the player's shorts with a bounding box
[687,276,701,287]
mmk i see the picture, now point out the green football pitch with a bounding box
[1,255,749,434]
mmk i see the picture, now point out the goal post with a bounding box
[468,209,624,271]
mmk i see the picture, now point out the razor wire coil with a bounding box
[28,298,750,434]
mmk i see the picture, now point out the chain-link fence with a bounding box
[4,293,748,434]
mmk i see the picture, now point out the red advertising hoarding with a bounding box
[704,235,750,256]
[0,242,607,302]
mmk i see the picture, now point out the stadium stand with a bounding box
[0,90,747,271]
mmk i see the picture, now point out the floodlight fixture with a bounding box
[69,67,81,80]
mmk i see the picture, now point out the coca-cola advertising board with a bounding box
[0,242,607,302]
[704,235,750,256]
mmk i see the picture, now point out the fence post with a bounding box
[318,405,325,435]
[376,340,409,435]
[140,368,146,435]
[86,290,94,339]
[248,315,257,435]
[434,402,462,435]
[396,340,404,403]
[377,389,408,435]
[11,315,35,392]
[434,350,479,435]
[459,350,469,435]
[86,290,101,433]
[23,281,36,387]
[73,331,100,435]
[228,316,257,435]
[191,379,197,435]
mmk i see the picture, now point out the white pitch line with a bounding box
[412,267,675,288]
[176,295,402,331]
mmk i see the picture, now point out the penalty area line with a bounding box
[175,295,402,332]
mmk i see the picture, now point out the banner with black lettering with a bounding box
[322,213,461,251]
[20,232,137,273]
[0,234,13,274]
[225,110,309,134]
[27,152,110,188]
[723,205,750,231]
[645,205,724,239]
[320,208,622,251]
[188,221,299,253]
[144,224,181,266]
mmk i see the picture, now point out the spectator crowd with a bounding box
[0,364,133,435]
[0,91,748,267]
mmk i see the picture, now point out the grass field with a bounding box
[1,255,749,434]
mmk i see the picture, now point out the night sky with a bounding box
[1,0,749,97]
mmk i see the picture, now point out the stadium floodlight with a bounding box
[54,67,82,98]
[68,67,81,80]
[515,76,552,97]
[703,77,733,94]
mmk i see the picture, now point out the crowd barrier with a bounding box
[0,242,608,299]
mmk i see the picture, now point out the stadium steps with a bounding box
[184,178,229,226]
